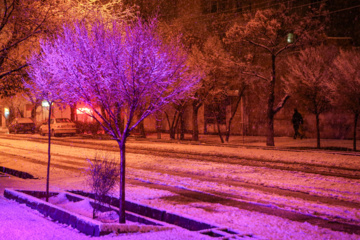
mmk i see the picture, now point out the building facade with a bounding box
[1,0,359,140]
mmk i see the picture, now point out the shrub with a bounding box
[86,154,119,219]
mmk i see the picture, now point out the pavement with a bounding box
[125,132,360,155]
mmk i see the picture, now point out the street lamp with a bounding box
[4,108,9,118]
[287,33,295,43]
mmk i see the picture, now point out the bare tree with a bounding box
[329,49,360,151]
[225,4,326,146]
[159,14,212,142]
[164,101,187,140]
[191,36,246,143]
[283,45,337,149]
[225,86,246,143]
[27,18,199,223]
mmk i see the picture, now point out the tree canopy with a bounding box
[225,4,327,146]
[27,17,200,222]
[329,49,360,150]
[283,45,337,148]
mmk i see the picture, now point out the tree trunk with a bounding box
[353,113,358,151]
[170,127,176,139]
[179,111,185,140]
[266,54,276,146]
[31,103,39,123]
[165,110,180,140]
[226,93,243,143]
[117,136,127,223]
[192,102,201,141]
[70,104,77,122]
[46,102,52,202]
[156,114,162,139]
[17,107,24,118]
[137,121,146,138]
[215,115,224,143]
[7,107,15,126]
[101,106,107,120]
[316,113,321,149]
[116,103,124,133]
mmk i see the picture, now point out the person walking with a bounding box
[292,108,303,139]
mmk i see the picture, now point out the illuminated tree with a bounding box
[27,18,199,223]
[225,4,326,146]
[17,0,134,201]
[329,49,360,151]
[25,55,65,202]
[283,45,337,149]
[21,0,135,121]
[0,0,135,125]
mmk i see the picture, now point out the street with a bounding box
[0,133,359,239]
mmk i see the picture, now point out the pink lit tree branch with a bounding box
[25,56,66,202]
[28,18,200,223]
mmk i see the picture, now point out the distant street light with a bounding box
[41,101,50,107]
[4,108,9,118]
[287,33,295,43]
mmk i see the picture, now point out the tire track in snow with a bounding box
[2,134,359,179]
[1,141,360,233]
[0,137,359,210]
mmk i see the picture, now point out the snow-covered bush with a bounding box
[86,155,119,219]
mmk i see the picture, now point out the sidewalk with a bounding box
[1,126,358,153]
[128,132,360,153]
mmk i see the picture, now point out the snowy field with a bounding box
[0,134,359,240]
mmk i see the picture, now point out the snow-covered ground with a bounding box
[0,134,359,240]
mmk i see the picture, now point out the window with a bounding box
[211,0,218,13]
[203,0,235,14]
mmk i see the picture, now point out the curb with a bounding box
[4,189,172,236]
[0,166,36,179]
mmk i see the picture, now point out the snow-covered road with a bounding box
[0,134,359,239]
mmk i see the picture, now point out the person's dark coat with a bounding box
[292,109,303,139]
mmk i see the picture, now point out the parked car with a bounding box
[8,118,36,134]
[39,118,77,137]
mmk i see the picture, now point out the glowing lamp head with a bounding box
[42,101,50,107]
[287,33,294,43]
[4,108,9,118]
